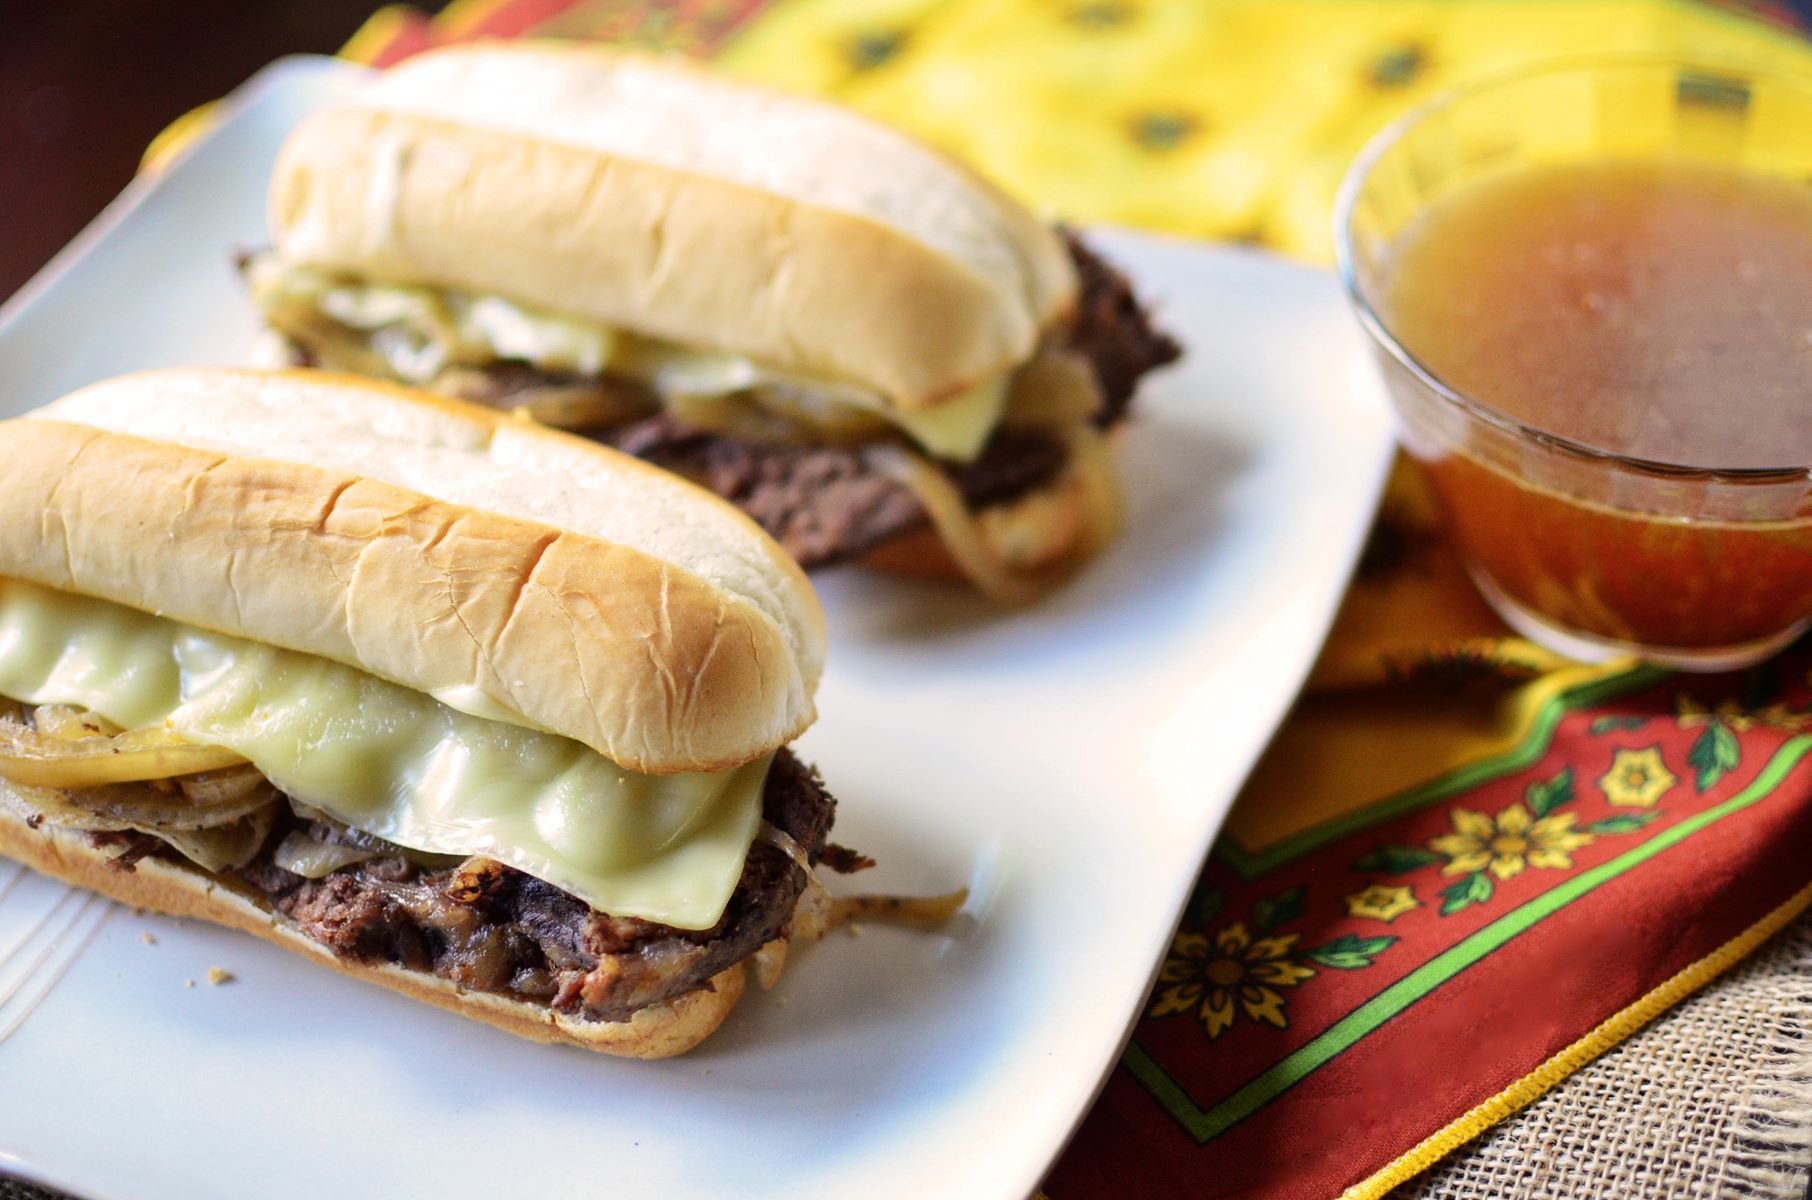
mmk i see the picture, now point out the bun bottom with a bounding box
[0,804,750,1059]
[861,444,1111,583]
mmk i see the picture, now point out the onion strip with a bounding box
[756,820,814,877]
[30,704,124,740]
[271,832,380,879]
[866,444,1048,604]
[757,822,965,944]
[830,889,970,928]
[867,422,1122,605]
[159,804,280,872]
[1062,423,1125,558]
[0,767,277,833]
[0,711,247,788]
[1003,351,1103,429]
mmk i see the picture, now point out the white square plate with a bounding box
[0,58,1392,1200]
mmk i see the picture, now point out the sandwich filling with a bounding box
[0,577,760,929]
[0,578,845,1021]
[246,236,1180,593]
[246,250,1020,463]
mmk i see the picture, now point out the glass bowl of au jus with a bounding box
[1338,57,1812,671]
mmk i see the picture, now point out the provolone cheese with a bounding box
[248,258,1009,461]
[0,578,765,929]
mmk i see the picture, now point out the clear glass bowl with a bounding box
[1336,57,1812,671]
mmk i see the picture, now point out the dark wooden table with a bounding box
[1,0,435,304]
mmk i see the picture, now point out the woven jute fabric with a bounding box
[4,921,1807,1200]
[1390,913,1812,1200]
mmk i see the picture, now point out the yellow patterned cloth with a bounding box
[722,0,1812,256]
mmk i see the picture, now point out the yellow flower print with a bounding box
[1149,921,1316,1038]
[1344,884,1419,923]
[1428,803,1594,882]
[1598,747,1677,808]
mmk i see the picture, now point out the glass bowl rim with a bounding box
[1332,51,1812,485]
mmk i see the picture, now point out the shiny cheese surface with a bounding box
[249,259,1009,461]
[0,578,767,929]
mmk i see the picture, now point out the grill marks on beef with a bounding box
[229,750,836,1023]
[424,236,1178,568]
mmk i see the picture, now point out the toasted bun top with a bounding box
[269,42,1078,409]
[0,368,825,773]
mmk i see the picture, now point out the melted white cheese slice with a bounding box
[249,259,1008,461]
[0,578,766,930]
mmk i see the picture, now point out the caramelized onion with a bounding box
[1004,351,1104,428]
[1062,423,1124,557]
[755,821,965,942]
[867,425,1121,605]
[271,832,380,879]
[0,769,277,833]
[430,365,657,429]
[0,711,246,788]
[0,772,278,872]
[665,389,890,447]
[866,443,1031,603]
[159,804,280,872]
[30,704,125,741]
[176,766,266,808]
[0,782,131,833]
[830,889,970,927]
[866,445,1054,604]
[790,875,835,944]
[757,820,814,877]
[508,386,653,430]
[280,806,465,875]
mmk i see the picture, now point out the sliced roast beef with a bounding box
[229,749,837,1023]
[1063,231,1183,428]
[603,419,1069,567]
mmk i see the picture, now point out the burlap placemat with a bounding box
[5,914,1806,1200]
[1390,913,1812,1200]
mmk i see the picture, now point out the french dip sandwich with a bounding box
[243,43,1180,601]
[0,367,859,1057]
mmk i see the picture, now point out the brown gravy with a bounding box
[1384,160,1812,468]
